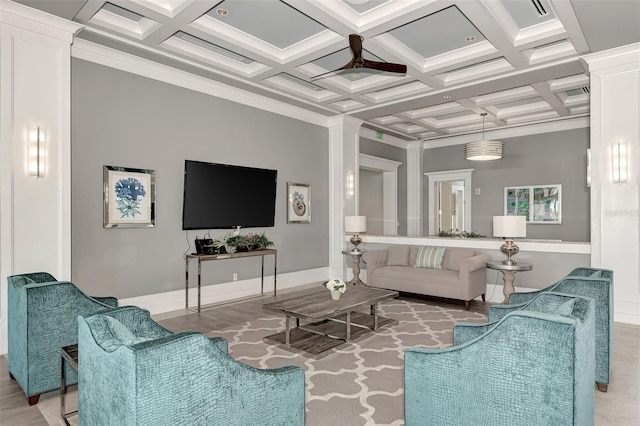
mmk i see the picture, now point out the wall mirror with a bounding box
[425,169,473,235]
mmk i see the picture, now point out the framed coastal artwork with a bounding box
[504,184,561,224]
[287,182,311,224]
[103,165,156,228]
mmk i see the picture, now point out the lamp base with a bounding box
[350,233,362,252]
[500,239,519,265]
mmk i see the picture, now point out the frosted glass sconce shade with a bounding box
[28,126,44,178]
[612,142,627,183]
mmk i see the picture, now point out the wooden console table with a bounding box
[185,249,277,313]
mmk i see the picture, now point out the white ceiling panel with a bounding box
[24,0,638,143]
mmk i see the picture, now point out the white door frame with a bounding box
[359,154,401,236]
[425,169,474,236]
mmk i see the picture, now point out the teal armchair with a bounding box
[7,272,118,405]
[78,306,306,426]
[405,293,595,426]
[506,267,613,391]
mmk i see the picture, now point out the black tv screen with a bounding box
[182,160,277,230]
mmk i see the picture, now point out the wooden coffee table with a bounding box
[263,286,398,358]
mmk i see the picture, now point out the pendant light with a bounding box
[465,113,503,161]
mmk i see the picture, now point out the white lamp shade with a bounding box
[345,216,366,233]
[465,140,503,161]
[493,216,526,238]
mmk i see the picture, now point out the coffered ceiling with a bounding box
[17,0,640,142]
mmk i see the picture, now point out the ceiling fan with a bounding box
[311,34,407,80]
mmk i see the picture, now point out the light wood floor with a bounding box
[1,288,638,425]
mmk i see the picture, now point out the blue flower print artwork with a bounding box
[104,166,155,228]
[114,177,147,218]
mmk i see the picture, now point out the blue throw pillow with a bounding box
[415,246,445,269]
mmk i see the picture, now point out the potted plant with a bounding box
[212,232,274,254]
[323,278,347,300]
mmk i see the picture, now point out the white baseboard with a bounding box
[614,292,640,325]
[119,267,330,315]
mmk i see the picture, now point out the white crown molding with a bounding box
[581,42,640,72]
[71,38,334,129]
[0,0,83,42]
[359,153,401,171]
[422,115,589,149]
[359,127,408,148]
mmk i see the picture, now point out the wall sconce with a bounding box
[611,141,627,183]
[28,126,45,178]
[586,148,591,187]
[346,172,355,198]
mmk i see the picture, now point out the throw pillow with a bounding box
[415,246,445,269]
[387,246,410,266]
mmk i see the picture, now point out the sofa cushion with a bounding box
[373,266,461,287]
[409,247,418,266]
[387,246,410,266]
[415,246,445,269]
[445,249,476,271]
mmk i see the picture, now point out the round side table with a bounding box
[342,249,366,286]
[486,260,533,304]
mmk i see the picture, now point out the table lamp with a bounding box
[493,215,526,265]
[345,216,366,252]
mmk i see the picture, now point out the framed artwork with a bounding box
[287,182,311,224]
[504,184,561,224]
[103,165,155,228]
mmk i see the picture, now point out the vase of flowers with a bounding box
[323,278,346,300]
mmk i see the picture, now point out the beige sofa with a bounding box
[362,245,490,310]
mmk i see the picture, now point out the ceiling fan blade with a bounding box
[349,34,363,59]
[310,60,356,80]
[310,34,407,80]
[362,60,407,74]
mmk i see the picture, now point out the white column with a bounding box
[327,115,362,279]
[583,42,640,324]
[0,1,82,353]
[406,141,423,236]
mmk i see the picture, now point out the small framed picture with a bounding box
[287,182,310,224]
[103,165,155,228]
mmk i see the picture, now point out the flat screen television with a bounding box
[182,160,277,230]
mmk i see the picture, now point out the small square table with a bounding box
[60,344,79,426]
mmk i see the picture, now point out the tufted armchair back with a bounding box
[78,306,305,426]
[506,267,613,391]
[405,293,595,426]
[7,272,118,405]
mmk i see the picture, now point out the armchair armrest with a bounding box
[452,321,497,345]
[92,296,118,307]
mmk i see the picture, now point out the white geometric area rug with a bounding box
[211,300,487,426]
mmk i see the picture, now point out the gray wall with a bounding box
[359,169,384,234]
[71,59,329,298]
[424,128,590,241]
[359,138,407,235]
